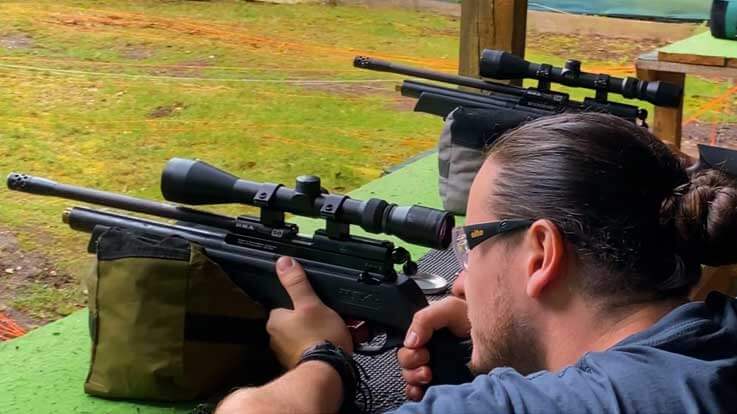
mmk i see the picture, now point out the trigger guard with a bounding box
[354,333,404,356]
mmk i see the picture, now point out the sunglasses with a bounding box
[451,219,534,269]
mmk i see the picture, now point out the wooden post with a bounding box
[635,67,686,148]
[459,0,528,82]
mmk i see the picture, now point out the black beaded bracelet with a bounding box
[298,341,360,413]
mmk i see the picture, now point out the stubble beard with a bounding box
[468,291,545,376]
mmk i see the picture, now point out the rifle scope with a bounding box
[161,158,453,249]
[479,50,682,108]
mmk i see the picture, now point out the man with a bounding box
[216,113,737,413]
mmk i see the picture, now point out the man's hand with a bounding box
[267,256,353,369]
[397,296,470,401]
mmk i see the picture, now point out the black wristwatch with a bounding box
[297,341,358,411]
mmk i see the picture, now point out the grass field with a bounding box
[0,0,733,323]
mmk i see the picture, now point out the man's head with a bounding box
[456,113,737,374]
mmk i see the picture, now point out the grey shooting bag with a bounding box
[438,106,534,214]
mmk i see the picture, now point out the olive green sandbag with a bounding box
[84,227,279,401]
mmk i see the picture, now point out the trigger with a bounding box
[346,319,371,345]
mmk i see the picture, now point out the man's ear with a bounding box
[523,220,566,298]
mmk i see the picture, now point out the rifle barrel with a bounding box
[7,173,236,229]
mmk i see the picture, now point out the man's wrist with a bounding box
[215,363,345,414]
[299,359,344,388]
[298,340,358,411]
[294,360,345,412]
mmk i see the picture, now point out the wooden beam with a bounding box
[658,51,727,67]
[637,51,737,78]
[459,0,528,82]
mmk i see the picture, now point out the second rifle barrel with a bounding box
[353,56,521,96]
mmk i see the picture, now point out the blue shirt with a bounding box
[389,292,737,413]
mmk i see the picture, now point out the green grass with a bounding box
[0,0,732,321]
[10,281,85,322]
[0,0,456,320]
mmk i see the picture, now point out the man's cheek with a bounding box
[451,271,467,298]
[465,268,486,301]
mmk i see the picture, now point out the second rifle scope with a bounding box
[479,50,683,108]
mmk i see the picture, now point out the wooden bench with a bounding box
[635,31,737,149]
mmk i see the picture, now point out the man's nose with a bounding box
[451,270,466,299]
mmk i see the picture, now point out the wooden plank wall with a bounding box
[459,0,528,82]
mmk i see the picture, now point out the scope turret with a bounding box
[479,49,682,108]
[161,158,454,249]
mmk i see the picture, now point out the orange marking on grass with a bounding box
[684,84,737,127]
[0,312,26,341]
[38,7,458,71]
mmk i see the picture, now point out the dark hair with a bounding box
[486,113,737,301]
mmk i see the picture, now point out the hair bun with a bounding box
[662,169,737,266]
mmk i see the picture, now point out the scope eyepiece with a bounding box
[161,158,454,249]
[479,49,682,108]
[383,205,453,250]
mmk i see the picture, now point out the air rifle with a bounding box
[354,49,684,122]
[7,158,472,385]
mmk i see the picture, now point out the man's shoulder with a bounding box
[390,297,737,414]
[539,295,737,412]
[614,293,737,350]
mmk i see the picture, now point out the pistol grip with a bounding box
[426,328,473,386]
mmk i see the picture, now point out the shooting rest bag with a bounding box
[438,106,534,214]
[84,227,279,401]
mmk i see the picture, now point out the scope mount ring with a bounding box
[252,183,282,207]
[594,74,611,103]
[321,194,351,239]
[535,63,553,91]
[253,183,285,226]
[320,194,349,220]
